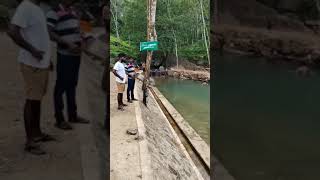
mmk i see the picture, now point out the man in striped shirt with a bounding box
[47,0,89,130]
[126,57,138,103]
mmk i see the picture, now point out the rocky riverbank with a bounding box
[167,69,210,83]
[213,25,320,65]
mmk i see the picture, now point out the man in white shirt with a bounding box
[7,0,54,155]
[113,53,128,110]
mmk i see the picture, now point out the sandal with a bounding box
[34,134,56,143]
[55,121,73,130]
[69,117,90,124]
[25,143,46,155]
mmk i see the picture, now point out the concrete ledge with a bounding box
[77,57,103,180]
[148,87,205,180]
[212,156,235,180]
[152,87,210,168]
[133,78,205,179]
[134,86,152,180]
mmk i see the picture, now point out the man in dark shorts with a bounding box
[47,0,89,130]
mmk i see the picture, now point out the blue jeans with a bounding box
[127,78,135,101]
[54,53,81,122]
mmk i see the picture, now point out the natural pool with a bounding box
[212,53,320,180]
[155,77,210,145]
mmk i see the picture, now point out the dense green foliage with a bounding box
[0,0,13,29]
[110,35,138,60]
[0,5,8,17]
[0,0,18,8]
[179,42,207,62]
[110,0,210,67]
[297,0,320,21]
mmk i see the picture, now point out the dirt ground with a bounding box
[110,74,142,180]
[0,32,106,180]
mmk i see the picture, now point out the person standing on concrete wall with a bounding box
[46,0,89,130]
[7,0,55,155]
[126,57,138,103]
[101,0,110,130]
[113,53,128,111]
[102,60,108,129]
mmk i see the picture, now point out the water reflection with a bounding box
[212,53,320,180]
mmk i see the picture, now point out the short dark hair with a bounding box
[301,61,308,66]
[118,53,126,58]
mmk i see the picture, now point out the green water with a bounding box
[212,53,320,180]
[155,78,210,145]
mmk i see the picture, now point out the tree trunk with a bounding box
[111,0,120,39]
[214,0,218,25]
[205,24,210,48]
[101,0,110,130]
[315,0,320,19]
[200,0,210,65]
[143,0,157,106]
[173,31,179,69]
[166,0,179,69]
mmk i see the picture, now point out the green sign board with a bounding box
[140,41,158,51]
